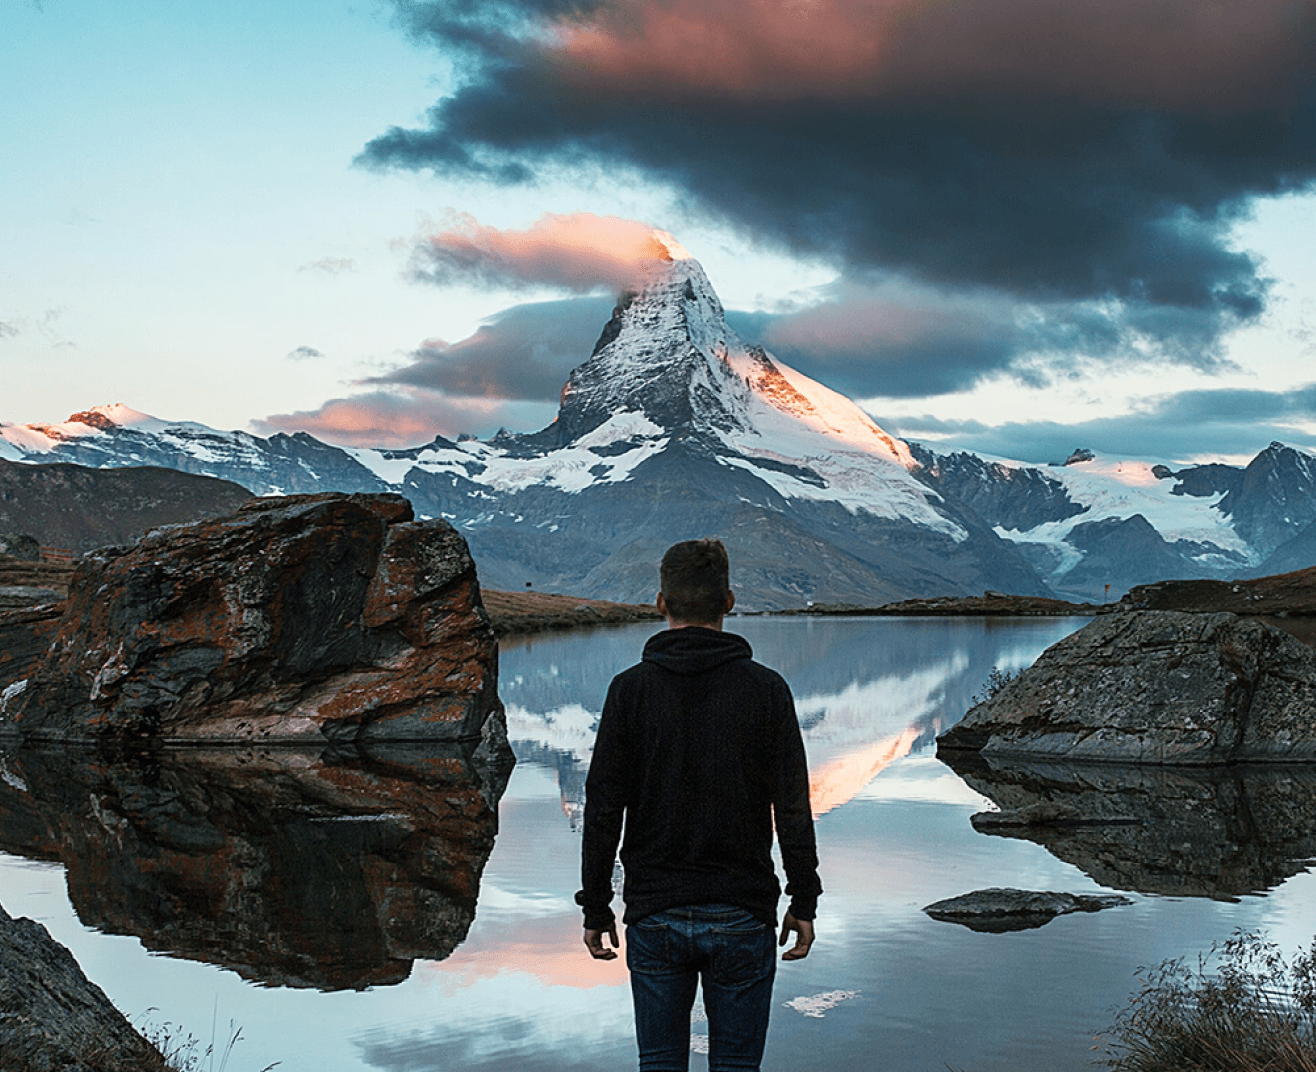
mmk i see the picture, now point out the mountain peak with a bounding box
[646,229,692,262]
[547,247,917,480]
[66,403,158,431]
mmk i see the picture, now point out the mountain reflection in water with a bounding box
[0,741,510,990]
[942,752,1316,900]
[501,616,1082,821]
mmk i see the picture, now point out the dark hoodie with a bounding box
[576,627,821,930]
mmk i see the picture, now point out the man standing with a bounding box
[576,538,821,1071]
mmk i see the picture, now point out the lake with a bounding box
[3,615,1316,1072]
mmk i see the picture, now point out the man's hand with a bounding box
[584,924,620,960]
[778,912,814,961]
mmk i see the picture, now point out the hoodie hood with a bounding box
[641,627,753,676]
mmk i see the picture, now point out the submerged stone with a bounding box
[923,888,1131,933]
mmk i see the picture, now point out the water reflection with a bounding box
[0,741,511,990]
[501,616,1087,821]
[941,751,1316,900]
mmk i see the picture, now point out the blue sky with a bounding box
[3,0,1315,464]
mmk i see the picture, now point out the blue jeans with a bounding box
[626,904,777,1072]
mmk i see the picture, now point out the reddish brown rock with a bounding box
[7,493,505,747]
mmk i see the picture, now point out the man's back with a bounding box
[580,626,818,929]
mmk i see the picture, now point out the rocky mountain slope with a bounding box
[4,236,1314,605]
[0,457,253,554]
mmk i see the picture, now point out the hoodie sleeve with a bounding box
[771,680,822,920]
[576,676,629,929]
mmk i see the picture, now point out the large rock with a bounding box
[938,610,1316,763]
[0,741,509,990]
[0,901,167,1072]
[5,493,505,746]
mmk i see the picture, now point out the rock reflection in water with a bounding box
[0,741,511,990]
[942,751,1316,900]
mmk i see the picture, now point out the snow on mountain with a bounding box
[990,451,1254,568]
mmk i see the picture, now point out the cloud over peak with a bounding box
[409,212,687,291]
[363,0,1316,366]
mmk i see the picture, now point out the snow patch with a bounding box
[993,450,1254,569]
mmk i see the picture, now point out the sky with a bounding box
[3,0,1316,465]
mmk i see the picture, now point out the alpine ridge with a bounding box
[4,241,1315,606]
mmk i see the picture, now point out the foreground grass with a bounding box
[1103,930,1316,1072]
[136,1010,279,1072]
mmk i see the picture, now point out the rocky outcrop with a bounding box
[0,532,40,560]
[0,554,73,610]
[922,888,1130,932]
[937,610,1316,763]
[942,752,1316,899]
[0,740,510,990]
[0,901,167,1072]
[5,492,506,747]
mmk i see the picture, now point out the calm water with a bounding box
[3,616,1316,1072]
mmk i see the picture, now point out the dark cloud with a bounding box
[729,279,1237,399]
[286,345,325,360]
[370,295,614,398]
[363,0,1316,359]
[0,321,17,340]
[887,384,1316,463]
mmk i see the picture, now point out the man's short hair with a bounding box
[660,538,731,624]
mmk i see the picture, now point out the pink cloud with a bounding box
[548,0,1316,113]
[254,390,553,448]
[412,212,684,292]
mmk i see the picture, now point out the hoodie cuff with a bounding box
[575,889,616,931]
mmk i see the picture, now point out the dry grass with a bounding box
[1103,931,1316,1072]
[135,1010,280,1072]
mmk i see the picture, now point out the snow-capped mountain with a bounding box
[326,237,1046,606]
[910,442,1316,599]
[5,237,1315,605]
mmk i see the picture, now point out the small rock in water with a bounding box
[923,888,1132,933]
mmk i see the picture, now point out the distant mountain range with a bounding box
[4,235,1315,607]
